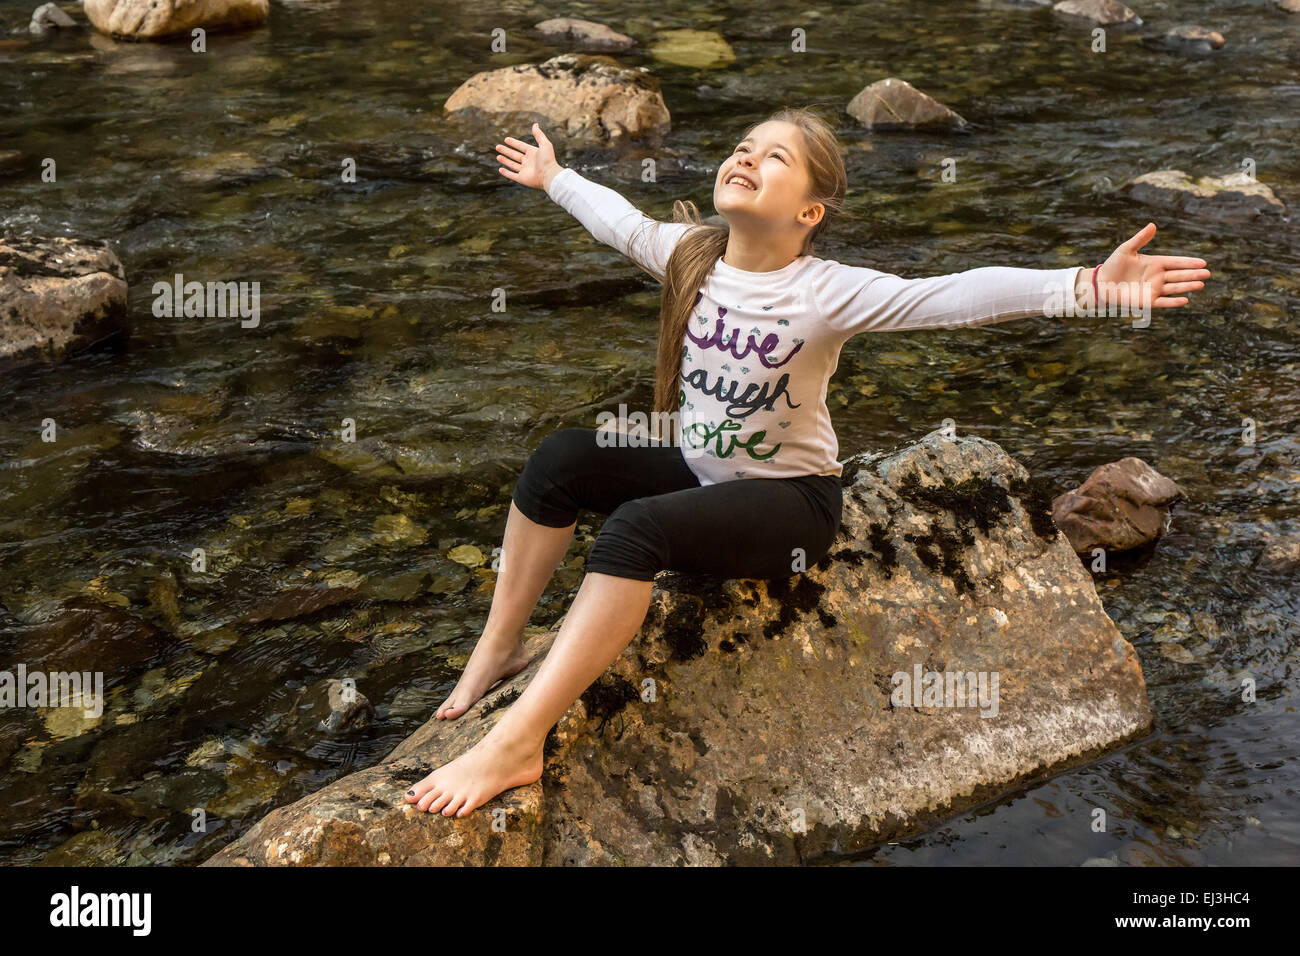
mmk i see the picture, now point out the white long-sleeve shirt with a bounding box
[546,166,1083,487]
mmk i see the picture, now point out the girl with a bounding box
[404,106,1210,818]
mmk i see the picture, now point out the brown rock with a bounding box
[847,77,967,131]
[1053,0,1142,26]
[443,53,671,147]
[205,430,1152,866]
[1052,457,1185,554]
[1278,0,1300,14]
[84,0,268,40]
[0,236,127,371]
[533,18,636,53]
[1164,25,1225,50]
[1121,169,1286,220]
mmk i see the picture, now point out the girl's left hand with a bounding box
[1093,222,1211,310]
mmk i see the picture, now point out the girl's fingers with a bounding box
[496,153,522,170]
[1152,296,1189,308]
[1161,281,1204,294]
[1151,255,1207,269]
[496,142,528,161]
[1161,268,1210,283]
[501,136,535,155]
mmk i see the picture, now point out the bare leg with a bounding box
[406,571,654,815]
[435,500,576,720]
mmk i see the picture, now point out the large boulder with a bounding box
[1121,169,1286,220]
[1052,457,1185,554]
[847,78,967,131]
[443,54,671,147]
[0,236,127,371]
[204,430,1152,866]
[84,0,268,40]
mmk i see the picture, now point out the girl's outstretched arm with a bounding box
[495,122,694,282]
[810,223,1210,339]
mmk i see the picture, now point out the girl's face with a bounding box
[714,120,819,232]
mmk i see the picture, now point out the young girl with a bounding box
[404,106,1210,818]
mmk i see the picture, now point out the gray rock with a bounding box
[847,77,968,131]
[205,430,1152,866]
[29,3,76,34]
[0,236,127,371]
[533,17,636,53]
[1053,0,1142,26]
[84,0,268,40]
[1121,169,1286,221]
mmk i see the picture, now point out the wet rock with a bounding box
[1052,0,1141,26]
[1120,169,1285,220]
[443,53,671,147]
[6,600,172,687]
[236,585,359,625]
[0,236,127,372]
[0,151,26,175]
[1258,535,1300,573]
[84,0,269,40]
[533,17,636,53]
[1279,0,1300,13]
[283,679,374,747]
[205,430,1152,866]
[649,29,735,70]
[1159,25,1225,53]
[1051,457,1184,554]
[847,77,968,131]
[29,3,76,34]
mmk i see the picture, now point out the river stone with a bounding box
[203,430,1152,867]
[1162,25,1225,51]
[1052,0,1141,26]
[84,0,268,39]
[649,29,736,70]
[1278,0,1300,13]
[30,3,76,33]
[282,679,374,748]
[1052,457,1184,554]
[1121,169,1286,220]
[443,54,671,147]
[0,236,127,371]
[533,17,636,53]
[847,77,968,131]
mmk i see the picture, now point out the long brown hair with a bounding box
[628,106,848,443]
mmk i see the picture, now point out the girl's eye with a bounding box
[773,153,786,163]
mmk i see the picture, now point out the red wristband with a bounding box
[1091,264,1102,310]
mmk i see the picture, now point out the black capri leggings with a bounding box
[511,427,843,582]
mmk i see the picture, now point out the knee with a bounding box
[524,427,592,480]
[586,499,666,582]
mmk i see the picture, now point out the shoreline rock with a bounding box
[1121,169,1286,221]
[205,430,1152,866]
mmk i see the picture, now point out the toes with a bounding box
[416,785,444,812]
[405,775,437,804]
[443,792,470,817]
[428,789,455,814]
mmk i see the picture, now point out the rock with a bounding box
[1121,169,1286,221]
[533,17,636,53]
[29,3,76,34]
[1052,0,1141,26]
[847,77,968,131]
[0,236,127,372]
[1051,457,1184,554]
[0,150,26,175]
[282,679,374,748]
[1162,25,1225,52]
[443,54,671,147]
[204,430,1152,867]
[1279,0,1300,13]
[1258,536,1300,573]
[649,29,735,70]
[84,0,269,40]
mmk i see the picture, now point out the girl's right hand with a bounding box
[495,122,562,190]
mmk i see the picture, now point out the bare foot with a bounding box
[435,636,533,720]
[403,730,543,817]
